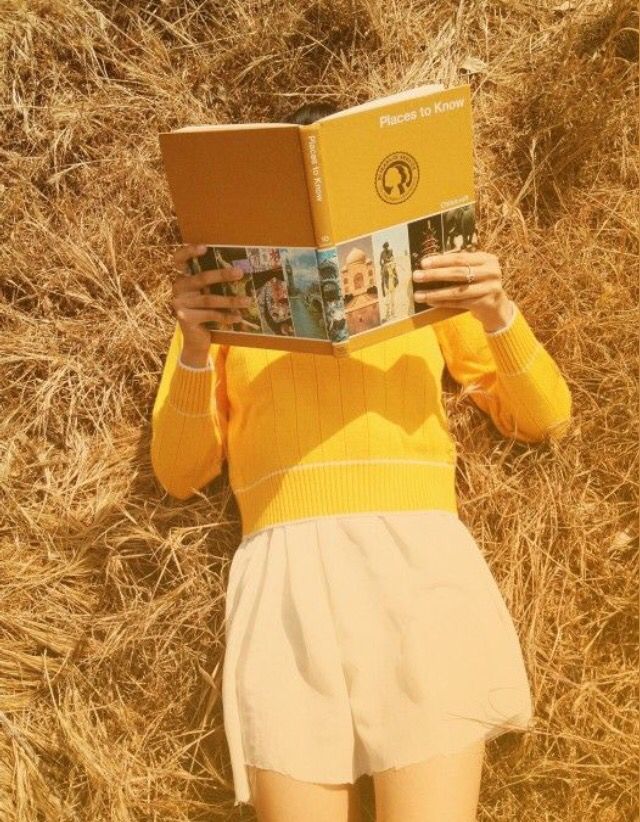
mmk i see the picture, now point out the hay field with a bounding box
[1,0,637,819]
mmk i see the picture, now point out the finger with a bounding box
[173,266,244,296]
[414,282,488,302]
[178,290,254,309]
[173,244,208,271]
[413,264,489,283]
[417,301,474,312]
[176,306,243,325]
[419,251,489,269]
[237,318,262,331]
[201,267,246,284]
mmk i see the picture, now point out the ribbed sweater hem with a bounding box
[233,459,458,539]
[483,302,541,374]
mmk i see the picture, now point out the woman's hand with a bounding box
[171,244,253,353]
[412,250,514,332]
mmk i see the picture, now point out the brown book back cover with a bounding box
[159,124,315,248]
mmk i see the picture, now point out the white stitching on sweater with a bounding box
[167,400,216,417]
[233,458,456,495]
[178,349,214,371]
[178,360,213,372]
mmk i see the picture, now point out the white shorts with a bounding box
[221,509,534,807]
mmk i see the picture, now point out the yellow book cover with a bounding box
[158,83,478,357]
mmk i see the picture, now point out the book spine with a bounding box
[299,123,334,250]
[299,124,350,347]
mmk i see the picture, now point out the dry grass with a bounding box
[1,0,637,819]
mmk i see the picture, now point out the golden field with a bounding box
[1,1,637,819]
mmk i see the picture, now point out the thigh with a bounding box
[248,765,362,822]
[372,739,485,822]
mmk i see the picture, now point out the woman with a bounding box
[150,101,572,821]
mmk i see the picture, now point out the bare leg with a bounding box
[372,739,485,822]
[247,765,362,822]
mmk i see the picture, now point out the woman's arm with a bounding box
[433,301,573,443]
[150,320,229,499]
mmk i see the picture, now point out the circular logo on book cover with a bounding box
[375,151,420,204]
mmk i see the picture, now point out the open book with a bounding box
[158,83,478,357]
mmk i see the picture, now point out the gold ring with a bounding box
[466,265,474,284]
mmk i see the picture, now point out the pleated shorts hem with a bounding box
[233,710,535,808]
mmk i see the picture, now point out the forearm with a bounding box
[480,303,573,440]
[435,300,573,442]
[150,347,225,498]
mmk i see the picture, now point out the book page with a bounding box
[170,86,445,132]
[172,122,297,133]
[317,83,445,122]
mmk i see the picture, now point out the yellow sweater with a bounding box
[150,301,572,539]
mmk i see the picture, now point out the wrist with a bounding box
[476,295,514,334]
[180,344,212,370]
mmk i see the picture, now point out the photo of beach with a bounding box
[279,247,328,339]
[316,248,348,342]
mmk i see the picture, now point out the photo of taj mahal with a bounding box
[335,235,382,335]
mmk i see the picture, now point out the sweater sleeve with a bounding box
[433,301,572,443]
[150,321,230,499]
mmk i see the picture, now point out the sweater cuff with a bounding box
[484,302,542,374]
[178,348,214,371]
[169,359,216,415]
